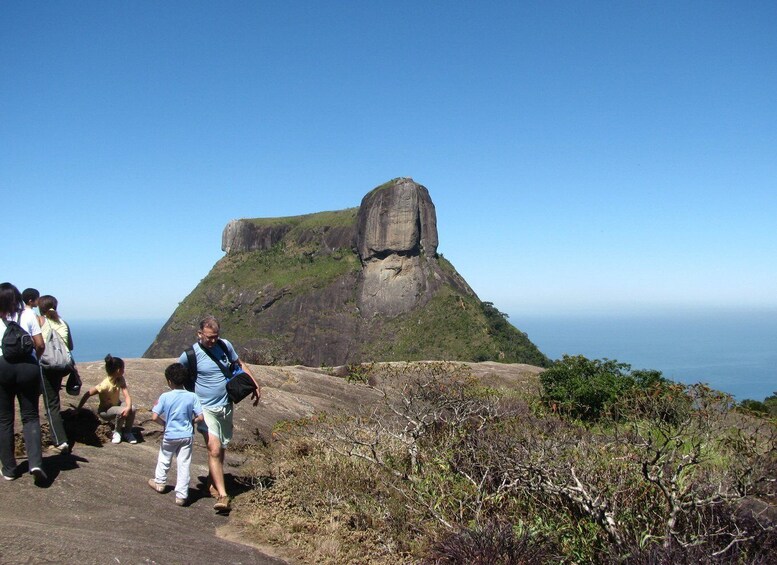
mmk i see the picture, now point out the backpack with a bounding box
[40,323,72,372]
[184,345,198,392]
[1,318,34,362]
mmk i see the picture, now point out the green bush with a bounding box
[739,393,777,418]
[539,355,668,421]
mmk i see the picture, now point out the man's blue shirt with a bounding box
[179,339,239,408]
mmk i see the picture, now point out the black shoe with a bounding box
[30,467,48,485]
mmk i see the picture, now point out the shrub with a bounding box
[424,521,559,564]
[540,355,668,421]
[242,363,776,564]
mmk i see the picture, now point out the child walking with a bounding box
[148,363,203,506]
[77,354,137,444]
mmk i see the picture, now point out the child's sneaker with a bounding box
[30,467,48,485]
[124,432,138,444]
[148,478,165,493]
[51,442,70,454]
[175,497,187,507]
[111,431,122,444]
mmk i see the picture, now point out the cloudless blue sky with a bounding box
[2,1,776,321]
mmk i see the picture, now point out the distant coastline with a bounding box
[67,310,776,401]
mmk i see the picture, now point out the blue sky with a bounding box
[2,1,776,321]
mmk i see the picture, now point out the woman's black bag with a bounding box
[65,369,82,396]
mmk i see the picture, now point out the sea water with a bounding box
[514,310,777,401]
[67,312,777,402]
[67,319,167,365]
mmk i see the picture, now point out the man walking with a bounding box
[179,316,260,512]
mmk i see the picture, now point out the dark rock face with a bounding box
[145,178,549,368]
[223,220,354,255]
[356,178,450,318]
[356,178,438,260]
[222,220,291,253]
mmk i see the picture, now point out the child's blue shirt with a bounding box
[153,389,203,440]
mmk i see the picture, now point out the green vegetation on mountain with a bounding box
[145,182,550,368]
[363,289,549,367]
[245,207,359,231]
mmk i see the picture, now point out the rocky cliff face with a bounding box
[145,178,548,368]
[357,179,447,318]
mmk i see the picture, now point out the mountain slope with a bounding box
[145,178,549,368]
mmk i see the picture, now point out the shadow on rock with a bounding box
[62,408,113,446]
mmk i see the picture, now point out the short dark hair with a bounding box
[199,316,220,332]
[22,288,40,305]
[165,363,189,387]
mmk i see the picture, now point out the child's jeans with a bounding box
[154,436,194,500]
[98,404,136,434]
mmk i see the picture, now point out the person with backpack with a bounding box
[38,295,76,454]
[178,316,260,513]
[0,283,46,483]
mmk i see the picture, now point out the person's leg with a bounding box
[41,369,67,447]
[174,437,193,501]
[153,439,175,485]
[202,405,233,499]
[122,406,137,441]
[206,433,227,497]
[16,362,43,472]
[99,406,124,442]
[0,360,18,478]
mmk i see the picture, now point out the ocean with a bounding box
[67,319,167,365]
[514,310,777,402]
[67,312,776,402]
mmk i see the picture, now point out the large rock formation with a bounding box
[145,178,549,368]
[357,179,444,318]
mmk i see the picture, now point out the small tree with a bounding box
[540,355,667,421]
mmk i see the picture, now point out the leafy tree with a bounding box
[766,393,777,417]
[740,392,777,418]
[539,355,668,421]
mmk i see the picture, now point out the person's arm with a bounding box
[193,411,204,424]
[25,311,45,357]
[77,387,98,410]
[151,411,165,426]
[237,359,262,406]
[65,322,74,351]
[32,334,44,358]
[121,386,133,417]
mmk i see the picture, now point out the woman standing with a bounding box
[38,295,75,454]
[0,283,46,483]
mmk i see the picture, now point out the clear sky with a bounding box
[2,1,776,321]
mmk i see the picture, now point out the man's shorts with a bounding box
[197,404,233,448]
